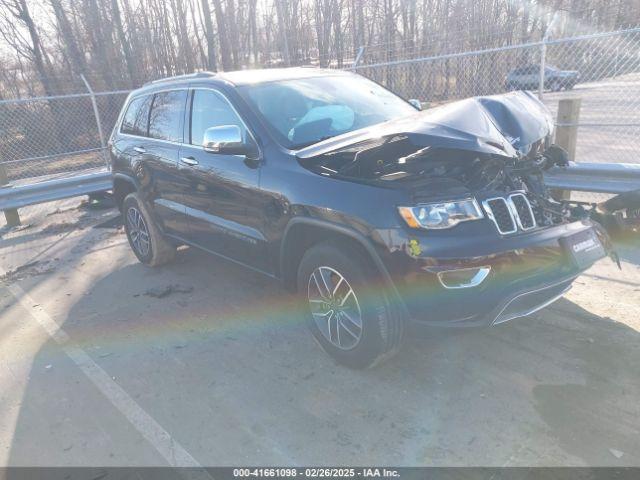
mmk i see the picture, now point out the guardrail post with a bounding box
[556,98,581,161]
[553,98,581,201]
[80,74,109,168]
[0,158,20,227]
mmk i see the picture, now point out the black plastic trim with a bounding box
[112,173,139,190]
[280,217,410,318]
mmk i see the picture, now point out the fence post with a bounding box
[553,98,581,201]
[539,12,560,100]
[0,154,20,227]
[352,46,365,69]
[539,41,547,100]
[80,74,109,168]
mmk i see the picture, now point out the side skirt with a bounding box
[165,233,279,281]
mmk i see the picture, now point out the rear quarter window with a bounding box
[120,95,152,136]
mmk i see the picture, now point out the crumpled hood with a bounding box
[296,90,554,160]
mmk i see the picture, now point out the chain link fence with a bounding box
[0,89,129,184]
[354,28,640,169]
[0,28,638,201]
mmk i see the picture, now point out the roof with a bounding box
[141,67,353,89]
[143,71,217,87]
[216,67,351,86]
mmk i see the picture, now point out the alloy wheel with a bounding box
[127,206,151,257]
[307,266,363,350]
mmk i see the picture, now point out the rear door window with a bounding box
[121,95,152,137]
[148,90,188,142]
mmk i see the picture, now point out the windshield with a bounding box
[238,74,418,149]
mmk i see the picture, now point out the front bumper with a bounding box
[377,219,607,327]
[487,274,574,325]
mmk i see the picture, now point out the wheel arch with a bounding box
[279,218,404,309]
[113,173,139,212]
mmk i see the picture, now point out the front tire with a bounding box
[297,241,404,368]
[123,192,176,266]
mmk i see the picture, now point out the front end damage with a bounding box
[297,90,621,326]
[297,90,610,234]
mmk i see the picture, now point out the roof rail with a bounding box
[144,71,216,87]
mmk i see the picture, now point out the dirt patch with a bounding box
[1,260,56,282]
[40,222,84,235]
[143,284,194,299]
[93,214,123,229]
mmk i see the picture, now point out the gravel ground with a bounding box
[0,200,638,467]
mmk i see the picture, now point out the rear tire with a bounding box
[123,192,176,267]
[297,241,404,369]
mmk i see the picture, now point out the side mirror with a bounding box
[409,99,423,111]
[202,125,247,155]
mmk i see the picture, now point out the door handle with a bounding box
[180,156,199,166]
[133,146,146,154]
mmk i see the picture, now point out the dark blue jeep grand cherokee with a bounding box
[109,68,610,368]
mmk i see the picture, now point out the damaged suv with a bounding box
[110,68,611,368]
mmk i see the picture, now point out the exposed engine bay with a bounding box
[306,135,561,190]
[296,90,637,233]
[303,136,576,229]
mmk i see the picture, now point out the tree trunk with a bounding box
[211,0,233,70]
[111,0,137,85]
[200,0,218,70]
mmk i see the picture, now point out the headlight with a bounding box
[398,198,484,230]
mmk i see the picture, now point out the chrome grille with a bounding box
[482,193,536,235]
[509,193,536,230]
[483,197,517,234]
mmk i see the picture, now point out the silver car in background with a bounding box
[506,64,580,91]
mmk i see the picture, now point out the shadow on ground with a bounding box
[5,242,640,466]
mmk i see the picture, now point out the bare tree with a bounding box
[200,0,219,70]
[0,0,638,98]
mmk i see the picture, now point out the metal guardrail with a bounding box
[0,170,112,211]
[1,161,639,210]
[543,162,640,194]
[0,162,637,222]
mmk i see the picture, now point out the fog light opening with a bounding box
[437,266,491,289]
